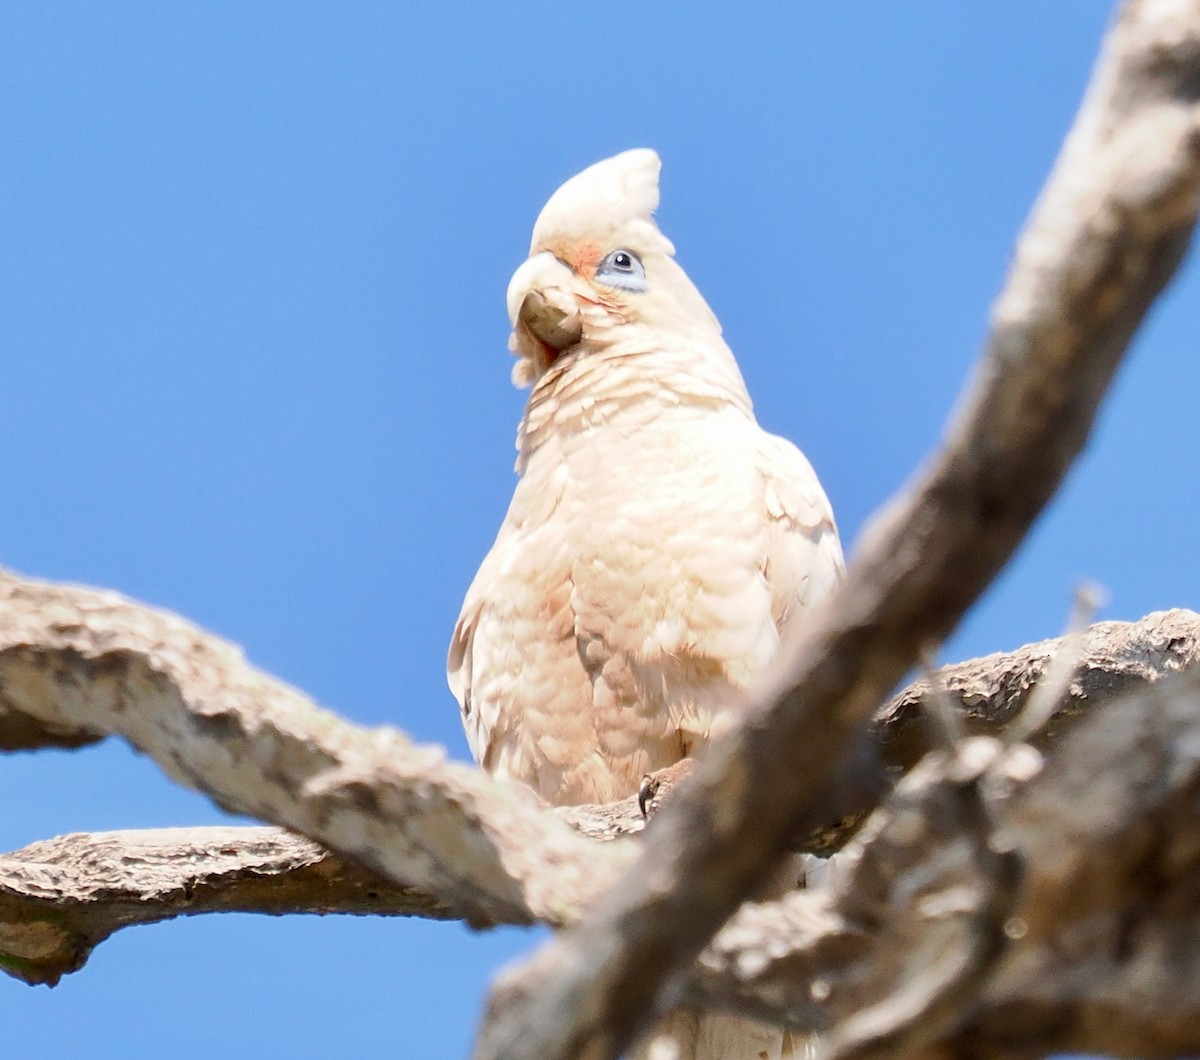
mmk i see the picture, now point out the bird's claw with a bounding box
[638,758,696,819]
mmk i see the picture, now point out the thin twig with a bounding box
[1007,583,1107,746]
[919,646,966,751]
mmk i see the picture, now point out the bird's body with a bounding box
[455,365,838,805]
[448,149,841,1058]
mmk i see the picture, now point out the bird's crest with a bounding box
[529,149,675,256]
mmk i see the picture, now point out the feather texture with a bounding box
[448,149,840,1058]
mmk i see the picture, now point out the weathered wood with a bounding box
[4,609,1197,993]
[0,571,636,935]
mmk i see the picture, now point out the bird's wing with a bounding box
[448,462,630,801]
[756,430,844,637]
[447,531,510,770]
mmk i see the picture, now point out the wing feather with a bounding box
[756,431,844,637]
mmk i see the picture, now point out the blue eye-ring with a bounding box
[595,248,646,292]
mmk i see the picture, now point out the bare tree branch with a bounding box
[473,2,1200,1056]
[5,579,1200,1058]
[679,743,1035,1040]
[684,666,1200,1059]
[0,827,454,987]
[938,669,1200,1059]
[876,607,1200,770]
[4,609,1195,997]
[0,571,637,933]
[0,805,642,988]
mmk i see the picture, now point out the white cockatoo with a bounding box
[448,150,842,1059]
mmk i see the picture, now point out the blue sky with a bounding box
[3,4,1196,1057]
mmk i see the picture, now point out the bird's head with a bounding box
[506,149,723,387]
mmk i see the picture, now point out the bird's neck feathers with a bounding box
[509,149,755,472]
[514,326,754,473]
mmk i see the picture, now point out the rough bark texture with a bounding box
[685,667,1200,1059]
[2,609,1197,1010]
[876,609,1200,770]
[0,827,455,987]
[6,606,1200,1057]
[0,572,635,933]
[474,2,1200,1055]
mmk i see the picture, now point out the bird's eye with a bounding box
[595,248,646,292]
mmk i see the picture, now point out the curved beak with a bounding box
[506,253,584,354]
